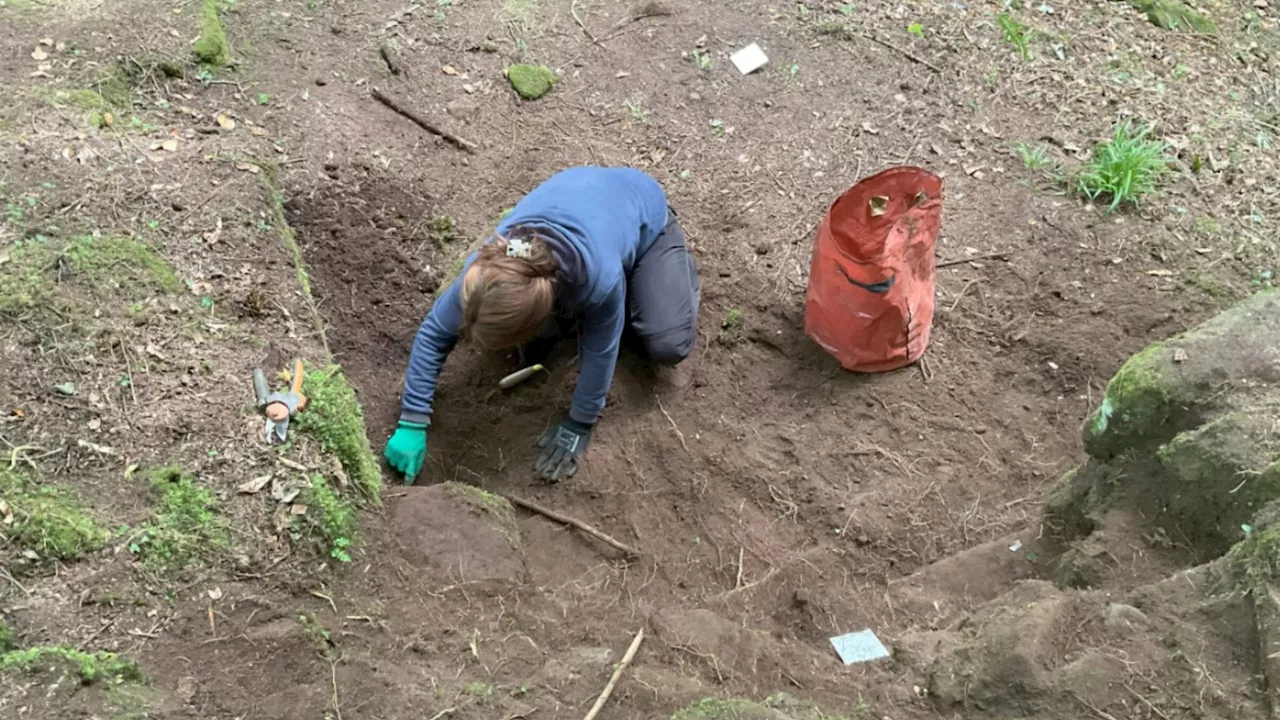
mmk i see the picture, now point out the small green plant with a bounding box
[838,2,854,15]
[907,22,925,38]
[1253,269,1274,290]
[256,93,271,105]
[1078,120,1172,211]
[1015,142,1053,171]
[427,215,457,244]
[0,647,142,684]
[996,13,1031,61]
[692,48,713,71]
[131,467,229,570]
[0,471,109,561]
[622,95,648,123]
[464,682,494,697]
[300,475,357,562]
[0,619,16,652]
[718,308,745,347]
[709,118,726,137]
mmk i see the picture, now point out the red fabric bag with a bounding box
[803,166,944,372]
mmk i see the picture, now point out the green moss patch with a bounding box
[0,470,108,561]
[507,64,557,100]
[297,364,382,499]
[1083,340,1183,458]
[0,646,142,684]
[0,619,17,652]
[0,235,181,314]
[441,482,520,548]
[1127,0,1216,34]
[193,0,231,66]
[298,474,357,562]
[131,467,229,570]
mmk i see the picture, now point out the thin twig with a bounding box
[0,567,30,596]
[570,1,603,46]
[1123,685,1171,720]
[655,395,690,454]
[582,628,645,720]
[311,589,338,615]
[371,87,478,153]
[937,251,1013,268]
[329,658,344,720]
[734,547,745,590]
[427,709,457,720]
[1070,691,1120,720]
[947,279,979,312]
[505,493,640,558]
[857,34,942,74]
[78,619,116,651]
[598,7,674,43]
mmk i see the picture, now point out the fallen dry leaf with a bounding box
[31,47,48,61]
[441,64,457,75]
[237,474,273,494]
[38,37,54,46]
[87,418,102,431]
[1145,269,1174,277]
[216,114,236,130]
[207,587,224,601]
[235,162,261,173]
[102,112,114,127]
[251,127,267,137]
[290,503,309,516]
[161,138,178,151]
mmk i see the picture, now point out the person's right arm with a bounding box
[400,256,473,424]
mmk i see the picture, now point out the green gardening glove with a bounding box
[384,421,428,484]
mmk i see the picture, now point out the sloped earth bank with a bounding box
[4,0,1280,718]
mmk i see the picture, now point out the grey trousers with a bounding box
[625,214,701,365]
[526,215,701,366]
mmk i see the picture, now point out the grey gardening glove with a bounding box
[535,417,593,482]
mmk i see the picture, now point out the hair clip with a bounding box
[507,237,533,259]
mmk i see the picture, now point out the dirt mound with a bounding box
[389,483,525,584]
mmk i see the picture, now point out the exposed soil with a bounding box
[4,0,1279,718]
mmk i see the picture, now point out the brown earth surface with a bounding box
[2,0,1278,718]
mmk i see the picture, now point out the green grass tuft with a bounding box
[297,364,382,499]
[131,467,229,570]
[0,470,109,561]
[1078,120,1172,212]
[0,619,16,652]
[192,0,231,66]
[0,646,142,684]
[996,13,1031,61]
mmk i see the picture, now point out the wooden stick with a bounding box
[936,251,1013,268]
[371,88,478,153]
[505,493,640,557]
[582,628,644,720]
[570,1,603,47]
[857,34,943,74]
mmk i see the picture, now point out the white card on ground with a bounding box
[830,629,890,665]
[731,43,769,75]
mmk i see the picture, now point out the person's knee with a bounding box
[643,329,694,366]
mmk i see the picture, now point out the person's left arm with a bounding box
[534,278,625,481]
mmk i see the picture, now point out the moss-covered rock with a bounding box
[297,363,382,499]
[1159,411,1280,552]
[507,64,557,100]
[1083,289,1280,460]
[1127,0,1216,34]
[192,0,231,66]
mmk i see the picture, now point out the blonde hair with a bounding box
[459,231,557,349]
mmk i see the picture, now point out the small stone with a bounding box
[1255,0,1268,8]
[688,91,702,101]
[315,78,328,86]
[755,244,770,255]
[1104,603,1149,630]
[53,382,76,396]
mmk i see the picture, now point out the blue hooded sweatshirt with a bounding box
[400,166,669,427]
